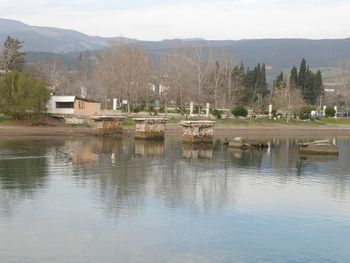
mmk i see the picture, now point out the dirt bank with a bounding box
[1,124,350,139]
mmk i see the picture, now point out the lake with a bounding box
[0,137,349,263]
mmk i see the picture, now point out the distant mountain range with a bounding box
[1,17,350,74]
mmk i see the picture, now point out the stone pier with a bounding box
[179,121,215,144]
[134,118,168,140]
[92,116,125,136]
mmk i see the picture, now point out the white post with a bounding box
[190,102,194,116]
[334,106,338,118]
[323,106,326,117]
[268,104,272,118]
[113,98,118,111]
[206,103,210,118]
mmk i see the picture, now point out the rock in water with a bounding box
[298,141,339,155]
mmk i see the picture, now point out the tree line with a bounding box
[0,36,327,119]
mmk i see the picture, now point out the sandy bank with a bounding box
[1,124,350,139]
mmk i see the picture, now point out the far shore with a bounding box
[1,123,350,139]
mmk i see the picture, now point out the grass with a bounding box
[123,117,136,126]
[122,114,350,127]
[214,117,350,126]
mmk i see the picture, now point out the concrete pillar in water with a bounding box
[206,103,210,118]
[179,120,215,144]
[92,116,125,136]
[134,118,168,140]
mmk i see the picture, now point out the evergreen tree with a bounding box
[239,61,244,72]
[273,71,284,88]
[0,36,25,72]
[302,69,316,104]
[313,70,324,98]
[260,63,268,96]
[290,66,298,88]
[298,58,306,89]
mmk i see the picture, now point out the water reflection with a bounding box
[134,140,165,157]
[1,137,350,262]
[181,143,213,159]
[0,140,49,218]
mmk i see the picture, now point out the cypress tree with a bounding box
[303,69,315,104]
[313,70,324,99]
[274,71,284,88]
[290,66,298,88]
[260,63,267,97]
[298,58,306,89]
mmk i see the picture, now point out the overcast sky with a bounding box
[0,0,349,40]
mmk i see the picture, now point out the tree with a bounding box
[32,57,72,95]
[95,44,153,112]
[273,71,284,89]
[298,58,306,89]
[0,71,50,119]
[222,57,244,107]
[0,36,25,72]
[272,74,305,122]
[259,63,268,97]
[188,46,212,105]
[293,59,324,105]
[290,66,298,88]
[244,63,268,109]
[160,45,192,107]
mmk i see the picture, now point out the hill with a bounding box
[1,18,350,75]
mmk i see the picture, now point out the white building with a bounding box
[47,96,101,117]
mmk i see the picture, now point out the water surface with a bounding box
[0,137,349,263]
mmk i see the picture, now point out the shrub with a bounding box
[0,71,50,119]
[300,105,317,120]
[193,105,200,114]
[176,106,189,115]
[211,108,222,119]
[159,105,165,113]
[231,106,248,117]
[133,104,145,113]
[325,107,336,118]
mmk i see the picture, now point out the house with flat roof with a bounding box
[47,96,101,117]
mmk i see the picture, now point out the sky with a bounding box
[0,0,350,40]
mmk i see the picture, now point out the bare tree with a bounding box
[336,61,350,112]
[31,58,72,95]
[95,44,153,112]
[272,80,305,121]
[160,46,194,108]
[188,47,212,105]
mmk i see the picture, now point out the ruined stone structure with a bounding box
[134,118,168,140]
[179,121,215,144]
[92,116,125,136]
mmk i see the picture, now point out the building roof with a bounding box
[51,96,100,103]
[75,97,100,103]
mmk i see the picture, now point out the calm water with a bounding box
[0,137,350,263]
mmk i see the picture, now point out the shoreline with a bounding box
[1,124,350,138]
